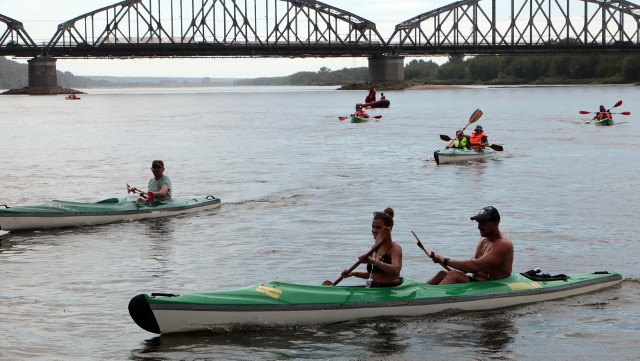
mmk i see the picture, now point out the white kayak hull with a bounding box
[0,197,221,231]
[434,148,496,164]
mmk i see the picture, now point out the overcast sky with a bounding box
[1,0,449,78]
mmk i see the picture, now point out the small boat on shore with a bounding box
[434,148,496,165]
[0,196,221,231]
[128,270,621,334]
[65,95,81,100]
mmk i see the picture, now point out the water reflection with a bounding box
[127,311,516,360]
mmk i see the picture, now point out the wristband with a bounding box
[443,258,450,267]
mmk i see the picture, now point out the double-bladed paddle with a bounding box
[444,109,483,148]
[579,111,630,115]
[339,115,382,121]
[582,100,624,123]
[439,134,504,151]
[323,227,391,286]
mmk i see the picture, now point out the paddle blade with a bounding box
[440,134,453,141]
[338,116,347,121]
[373,115,382,119]
[579,111,591,114]
[469,109,483,123]
[147,192,154,204]
[490,144,504,151]
[374,227,392,256]
[612,100,623,108]
[620,111,631,116]
[126,183,132,194]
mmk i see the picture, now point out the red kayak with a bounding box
[357,99,390,109]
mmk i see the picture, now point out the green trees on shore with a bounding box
[2,53,638,88]
[238,54,640,86]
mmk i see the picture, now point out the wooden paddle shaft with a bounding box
[331,239,386,286]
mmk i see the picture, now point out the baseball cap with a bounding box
[470,206,500,223]
[151,160,164,168]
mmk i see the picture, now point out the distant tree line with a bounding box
[2,54,639,89]
[412,54,640,85]
[236,54,640,86]
[0,57,114,89]
[233,66,369,86]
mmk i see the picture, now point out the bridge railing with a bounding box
[388,0,640,53]
[46,0,388,57]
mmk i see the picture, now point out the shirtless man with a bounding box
[427,206,513,285]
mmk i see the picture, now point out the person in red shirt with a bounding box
[365,85,377,103]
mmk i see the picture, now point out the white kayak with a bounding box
[434,148,496,165]
[0,196,221,231]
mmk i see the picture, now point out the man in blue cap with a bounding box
[470,125,489,150]
[426,206,513,285]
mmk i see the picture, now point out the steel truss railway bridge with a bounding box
[1,0,639,91]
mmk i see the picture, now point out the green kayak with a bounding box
[351,115,368,123]
[595,117,614,126]
[0,196,221,231]
[129,270,621,334]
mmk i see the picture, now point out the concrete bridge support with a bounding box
[368,55,405,84]
[28,56,58,90]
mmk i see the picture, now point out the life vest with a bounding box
[597,112,612,120]
[355,110,367,118]
[470,131,487,150]
[453,137,468,150]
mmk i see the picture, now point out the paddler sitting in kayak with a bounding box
[365,85,377,103]
[354,105,369,119]
[445,130,469,150]
[470,125,489,150]
[341,208,403,287]
[593,105,612,121]
[134,160,172,203]
[426,206,513,285]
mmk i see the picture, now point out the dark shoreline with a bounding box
[2,87,85,95]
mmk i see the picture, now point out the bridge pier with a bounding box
[28,56,58,91]
[368,55,405,84]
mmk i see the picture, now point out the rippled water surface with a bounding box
[1,85,638,360]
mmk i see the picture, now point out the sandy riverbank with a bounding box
[405,84,470,90]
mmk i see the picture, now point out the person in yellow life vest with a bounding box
[470,125,489,150]
[594,105,612,121]
[446,130,469,150]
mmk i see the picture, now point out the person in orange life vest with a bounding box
[354,105,369,118]
[365,85,377,103]
[470,125,489,150]
[594,105,612,121]
[380,93,386,100]
[446,130,469,150]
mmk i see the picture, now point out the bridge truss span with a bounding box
[46,0,388,58]
[389,0,640,55]
[0,14,38,56]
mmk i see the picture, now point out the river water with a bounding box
[0,85,638,360]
